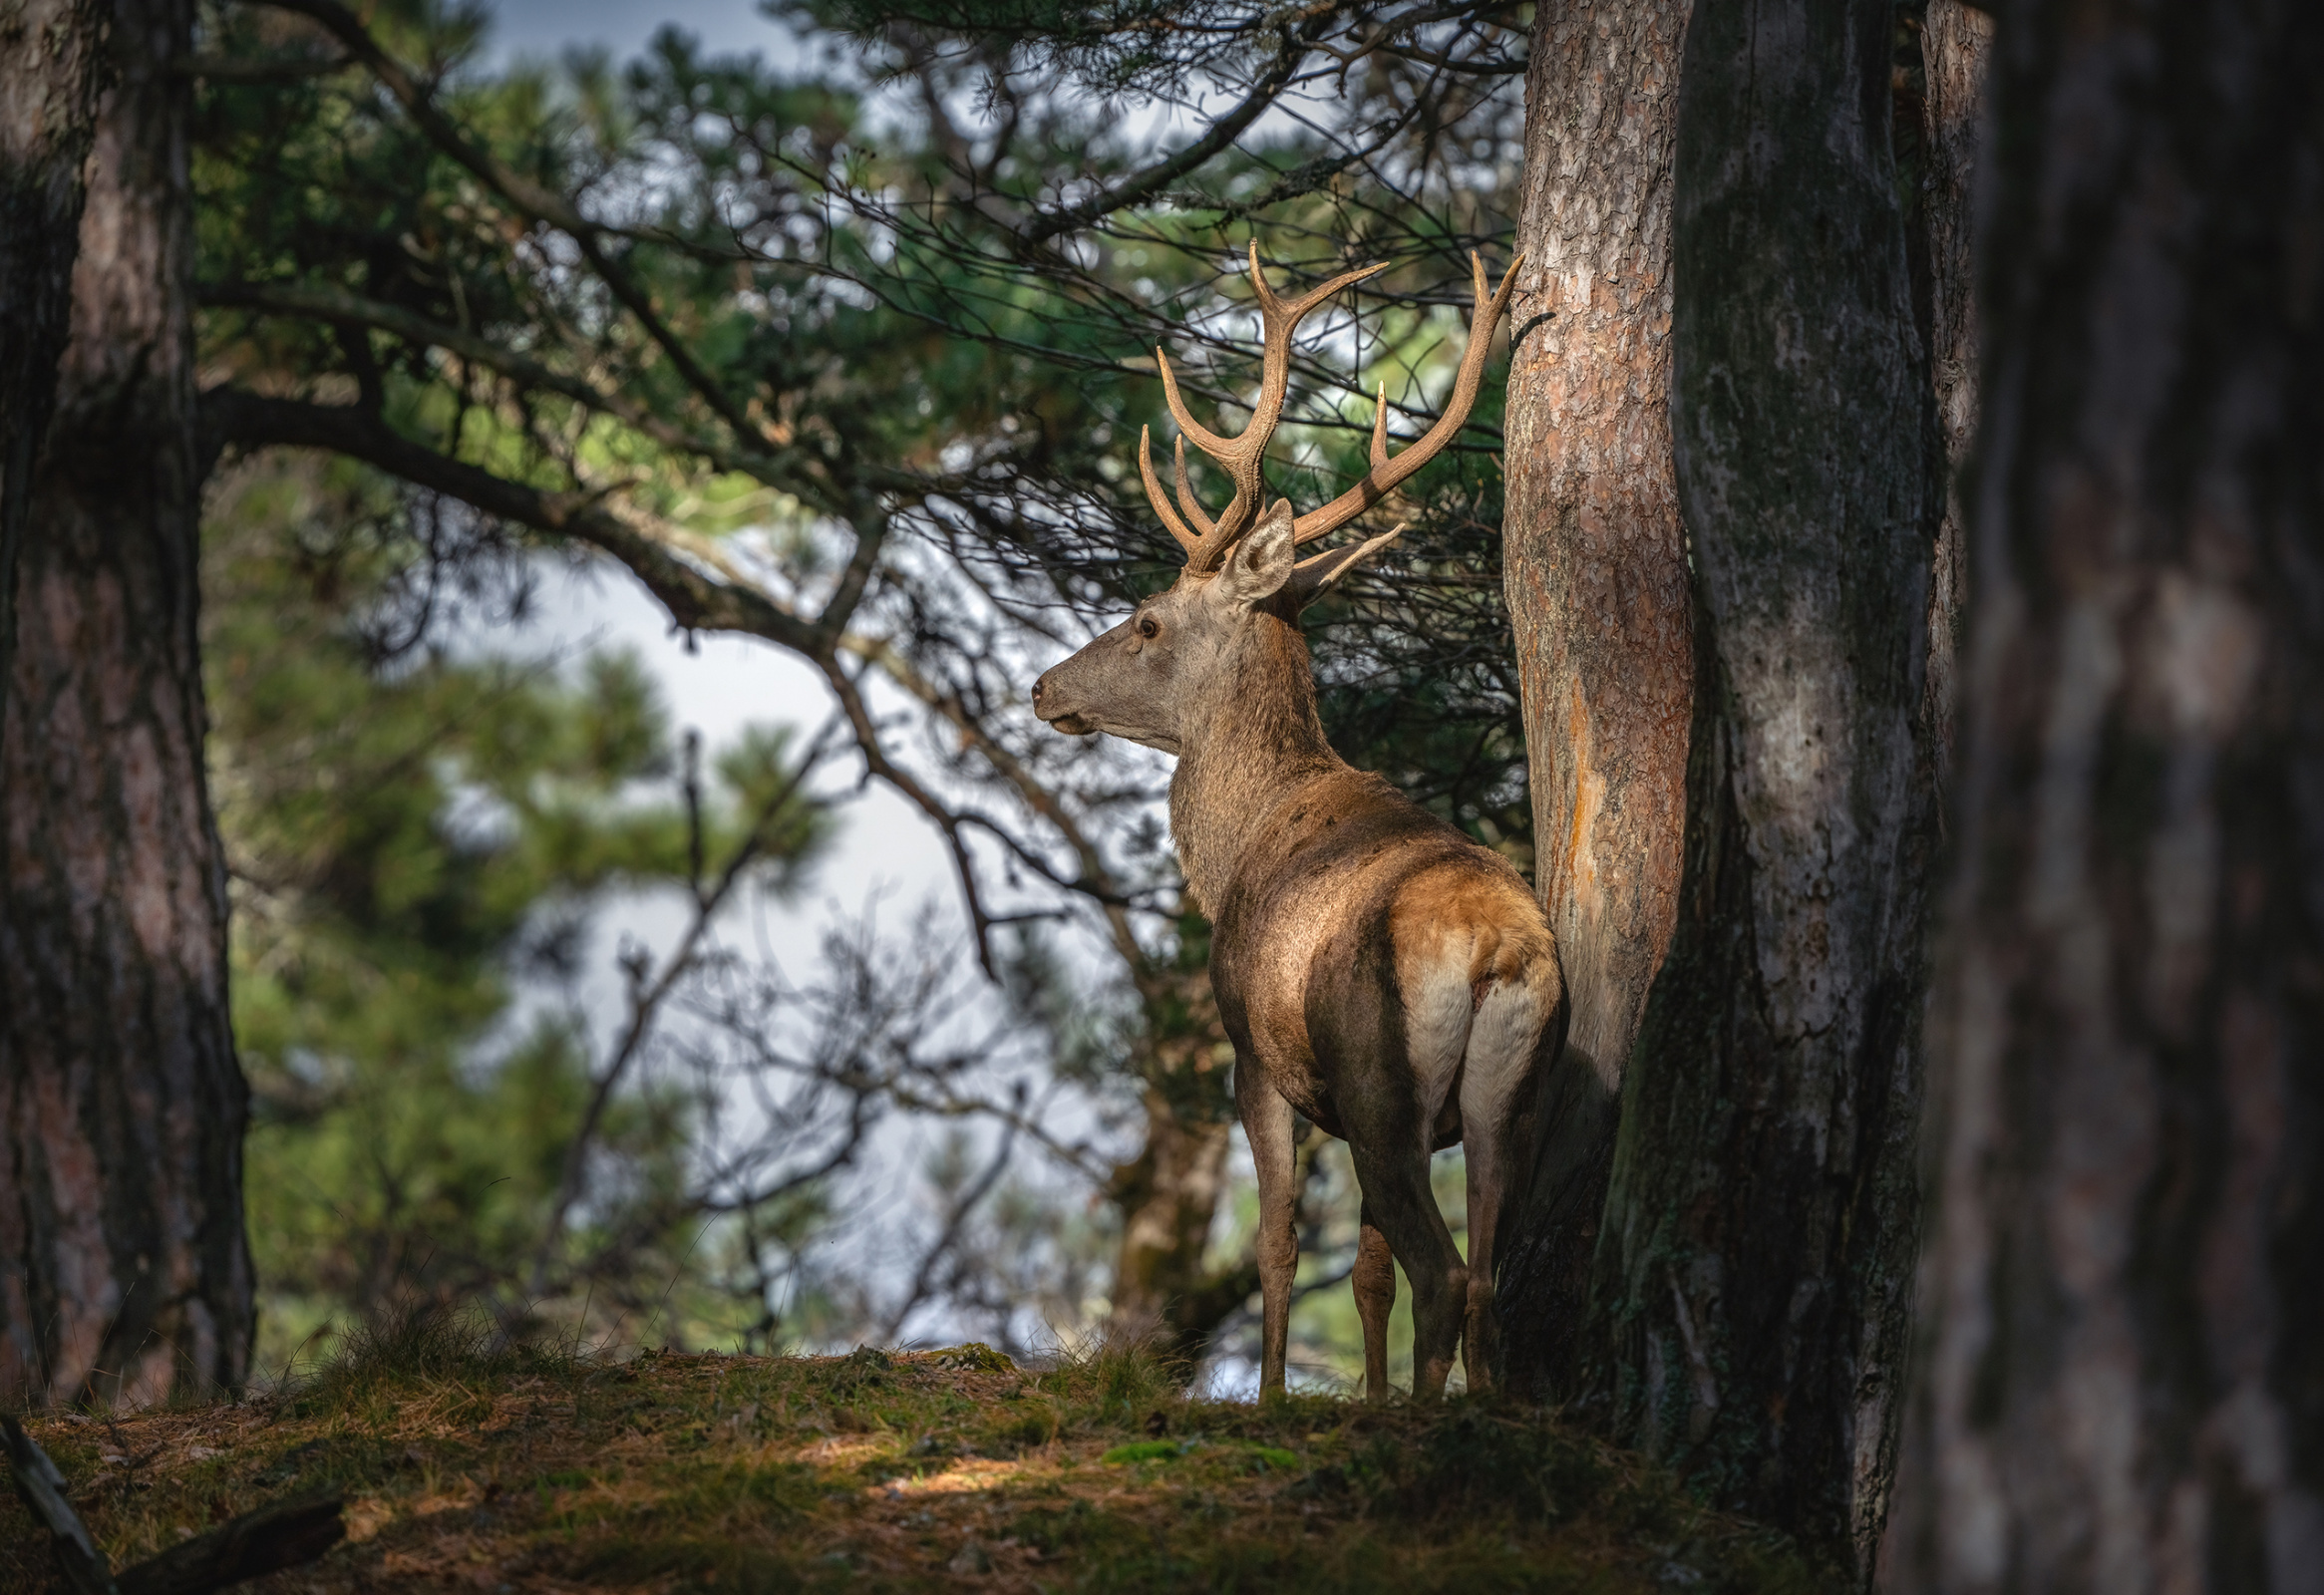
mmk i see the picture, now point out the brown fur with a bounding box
[1038,560,1565,1399]
[1033,253,1538,1397]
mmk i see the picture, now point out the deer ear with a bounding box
[1217,500,1296,607]
[1284,523,1403,610]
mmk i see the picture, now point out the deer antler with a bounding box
[1288,251,1523,548]
[1139,246,1524,581]
[1140,243,1387,569]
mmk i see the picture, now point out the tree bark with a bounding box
[1103,945,1251,1363]
[1879,2,1992,1583]
[1103,1087,1238,1352]
[0,0,251,1408]
[1580,0,1943,1574]
[1908,0,1987,813]
[1495,0,1694,1401]
[0,0,109,691]
[1896,0,2324,1587]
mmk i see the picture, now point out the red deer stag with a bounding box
[1031,246,1560,1400]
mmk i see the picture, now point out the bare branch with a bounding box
[528,714,842,1293]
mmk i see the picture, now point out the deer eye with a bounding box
[1138,616,1161,640]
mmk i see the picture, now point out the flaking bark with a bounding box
[0,0,251,1407]
[1897,0,2324,1587]
[1581,0,1944,1573]
[1495,0,1694,1401]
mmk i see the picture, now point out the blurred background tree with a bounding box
[206,454,833,1370]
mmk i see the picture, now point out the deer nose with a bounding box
[1030,676,1047,708]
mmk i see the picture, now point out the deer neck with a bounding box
[1167,611,1343,909]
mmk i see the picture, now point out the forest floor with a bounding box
[0,1316,1826,1594]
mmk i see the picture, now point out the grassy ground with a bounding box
[1,1317,1829,1593]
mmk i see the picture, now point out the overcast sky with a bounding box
[487,0,794,64]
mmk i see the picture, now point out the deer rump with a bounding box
[1209,771,1559,1159]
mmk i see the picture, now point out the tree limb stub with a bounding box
[3,1416,345,1595]
[113,1493,346,1595]
[3,1416,114,1594]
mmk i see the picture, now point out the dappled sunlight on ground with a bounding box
[0,1338,1821,1593]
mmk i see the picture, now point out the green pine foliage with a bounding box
[205,457,830,1372]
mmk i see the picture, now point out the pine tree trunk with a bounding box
[1580,0,1943,1574]
[1103,1088,1238,1353]
[1896,0,2324,1586]
[1495,0,1694,1401]
[1104,950,1248,1362]
[1878,2,1991,1581]
[0,0,108,688]
[1908,0,1987,813]
[0,0,251,1408]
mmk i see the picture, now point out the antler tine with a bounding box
[1236,243,1390,490]
[1138,425,1204,558]
[1154,245,1388,567]
[1171,436,1217,538]
[1369,382,1390,472]
[1291,251,1526,546]
[1157,345,1237,461]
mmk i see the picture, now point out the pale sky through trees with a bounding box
[490,0,783,62]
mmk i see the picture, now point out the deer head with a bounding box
[1032,244,1521,755]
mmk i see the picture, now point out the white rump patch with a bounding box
[1402,949,1477,1136]
[1462,977,1550,1143]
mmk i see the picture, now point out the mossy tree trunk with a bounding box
[1896,0,2324,1586]
[0,0,251,1408]
[1578,0,1944,1574]
[1495,0,1694,1401]
[0,0,109,693]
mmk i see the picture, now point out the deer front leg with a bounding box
[1353,1202,1396,1403]
[1235,1057,1299,1398]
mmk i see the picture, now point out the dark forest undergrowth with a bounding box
[1,1314,1826,1593]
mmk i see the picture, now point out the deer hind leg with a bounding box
[1457,967,1560,1394]
[1353,1202,1396,1402]
[1348,1139,1465,1398]
[1235,1057,1300,1398]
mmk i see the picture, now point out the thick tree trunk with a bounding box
[1103,1088,1238,1351]
[0,0,108,688]
[1495,0,1694,1401]
[0,0,251,1408]
[1908,0,1987,811]
[1103,946,1248,1361]
[1580,0,1943,1574]
[1895,0,2324,1588]
[1878,3,1991,1583]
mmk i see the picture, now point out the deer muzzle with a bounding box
[1030,669,1095,736]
